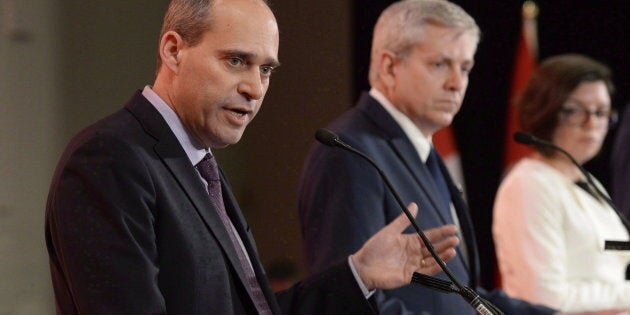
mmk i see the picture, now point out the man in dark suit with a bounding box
[298,0,559,314]
[45,0,461,314]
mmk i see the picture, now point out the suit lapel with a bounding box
[125,92,265,308]
[360,94,454,226]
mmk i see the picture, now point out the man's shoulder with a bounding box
[326,106,382,141]
[324,94,398,146]
[70,107,142,146]
[81,91,158,137]
[60,93,159,163]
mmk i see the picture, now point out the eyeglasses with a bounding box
[558,107,618,127]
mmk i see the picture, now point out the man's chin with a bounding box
[435,116,455,128]
[207,131,245,149]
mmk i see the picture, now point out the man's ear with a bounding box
[378,50,399,89]
[159,31,185,74]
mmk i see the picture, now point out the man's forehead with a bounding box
[202,0,279,59]
[211,0,275,23]
[412,32,477,59]
[413,45,476,62]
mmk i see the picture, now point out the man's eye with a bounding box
[228,58,243,66]
[261,66,274,76]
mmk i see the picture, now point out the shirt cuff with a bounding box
[348,255,376,299]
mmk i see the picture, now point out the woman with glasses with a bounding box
[492,54,630,311]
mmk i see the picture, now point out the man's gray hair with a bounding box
[368,0,480,84]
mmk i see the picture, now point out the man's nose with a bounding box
[238,69,265,101]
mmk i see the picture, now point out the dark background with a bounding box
[353,0,630,289]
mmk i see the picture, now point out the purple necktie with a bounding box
[196,153,272,314]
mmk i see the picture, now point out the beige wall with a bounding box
[0,1,353,313]
[1,1,60,313]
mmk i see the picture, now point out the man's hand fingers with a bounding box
[424,224,458,242]
[411,224,460,275]
[419,248,456,274]
[422,235,459,258]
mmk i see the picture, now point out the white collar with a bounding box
[369,88,432,162]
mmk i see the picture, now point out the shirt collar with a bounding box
[142,85,210,165]
[369,88,432,162]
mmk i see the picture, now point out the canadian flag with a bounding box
[503,1,539,171]
[495,0,539,289]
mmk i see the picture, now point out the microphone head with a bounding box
[315,128,340,147]
[513,131,537,145]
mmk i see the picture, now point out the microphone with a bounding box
[513,131,630,236]
[411,273,506,315]
[512,131,539,146]
[513,131,602,199]
[316,128,504,315]
[411,272,459,294]
[315,128,339,146]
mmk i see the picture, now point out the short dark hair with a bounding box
[155,0,270,71]
[517,54,614,153]
[156,0,214,71]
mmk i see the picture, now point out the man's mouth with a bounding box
[228,108,248,118]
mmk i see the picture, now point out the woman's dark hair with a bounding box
[517,54,614,155]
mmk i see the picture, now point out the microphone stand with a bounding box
[316,128,503,315]
[513,131,630,232]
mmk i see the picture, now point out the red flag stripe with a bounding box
[503,1,538,170]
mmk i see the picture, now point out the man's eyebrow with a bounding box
[221,49,280,68]
[266,59,281,68]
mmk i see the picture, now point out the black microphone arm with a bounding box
[315,128,503,315]
[411,272,505,315]
[513,131,630,232]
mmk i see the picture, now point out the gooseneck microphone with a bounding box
[514,131,630,249]
[514,131,605,202]
[513,131,601,198]
[315,128,503,315]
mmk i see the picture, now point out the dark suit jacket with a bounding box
[298,92,556,315]
[45,91,374,314]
